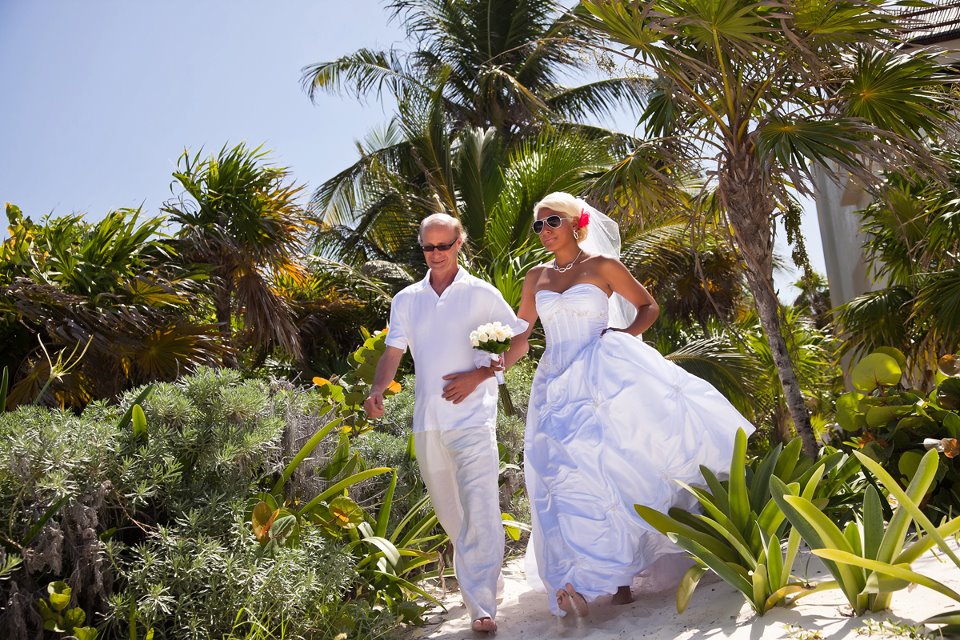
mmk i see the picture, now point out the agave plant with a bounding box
[773,448,960,616]
[635,429,861,615]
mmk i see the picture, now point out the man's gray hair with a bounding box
[419,213,467,243]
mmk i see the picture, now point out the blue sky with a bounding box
[0,1,823,297]
[0,1,405,218]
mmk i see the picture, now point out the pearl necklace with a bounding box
[553,250,582,273]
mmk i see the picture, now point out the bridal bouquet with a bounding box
[470,321,515,416]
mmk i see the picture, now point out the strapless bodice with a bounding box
[535,282,609,373]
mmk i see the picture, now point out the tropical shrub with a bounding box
[635,429,862,615]
[0,368,412,640]
[0,204,221,409]
[837,144,960,378]
[835,348,960,517]
[107,521,378,640]
[774,448,960,617]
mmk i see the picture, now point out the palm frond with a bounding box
[301,48,420,102]
[835,286,915,359]
[548,76,652,122]
[454,126,506,246]
[841,48,951,139]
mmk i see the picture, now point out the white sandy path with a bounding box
[409,543,960,639]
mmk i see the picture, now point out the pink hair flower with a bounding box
[578,208,590,228]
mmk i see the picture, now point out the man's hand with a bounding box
[364,389,386,419]
[441,366,493,404]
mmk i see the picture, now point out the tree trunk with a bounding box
[720,153,818,457]
[214,283,238,369]
[744,265,818,456]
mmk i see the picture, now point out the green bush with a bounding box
[0,368,404,640]
[835,348,960,517]
[104,523,389,640]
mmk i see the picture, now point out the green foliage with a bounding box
[839,145,960,374]
[0,204,221,408]
[835,348,960,517]
[0,368,413,639]
[774,448,960,617]
[635,429,861,615]
[311,327,401,435]
[108,524,379,640]
[37,581,98,639]
[736,308,842,443]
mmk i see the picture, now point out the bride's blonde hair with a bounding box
[533,192,589,242]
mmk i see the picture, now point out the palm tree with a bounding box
[303,0,647,137]
[579,0,956,454]
[302,0,657,243]
[164,144,309,367]
[311,70,645,301]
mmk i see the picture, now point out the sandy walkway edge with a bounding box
[408,542,960,639]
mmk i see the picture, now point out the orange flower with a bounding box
[943,438,959,459]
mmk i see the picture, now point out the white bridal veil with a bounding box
[575,200,638,331]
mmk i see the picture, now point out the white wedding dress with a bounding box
[523,282,755,615]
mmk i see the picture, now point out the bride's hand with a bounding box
[601,327,620,336]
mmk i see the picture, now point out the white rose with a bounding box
[478,330,490,343]
[470,337,480,347]
[494,328,508,341]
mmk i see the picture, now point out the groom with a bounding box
[364,213,527,633]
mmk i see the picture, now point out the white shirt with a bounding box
[385,267,528,432]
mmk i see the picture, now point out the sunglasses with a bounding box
[532,215,564,234]
[420,240,458,253]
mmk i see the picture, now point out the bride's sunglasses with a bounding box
[532,215,564,234]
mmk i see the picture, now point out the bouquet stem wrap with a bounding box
[471,322,515,417]
[490,354,514,416]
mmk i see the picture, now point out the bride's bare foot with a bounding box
[556,583,588,617]
[472,617,497,633]
[611,585,634,605]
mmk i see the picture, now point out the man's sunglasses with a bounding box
[532,215,564,234]
[420,240,458,253]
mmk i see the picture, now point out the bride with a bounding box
[509,192,755,617]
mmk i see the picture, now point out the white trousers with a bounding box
[414,427,504,621]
